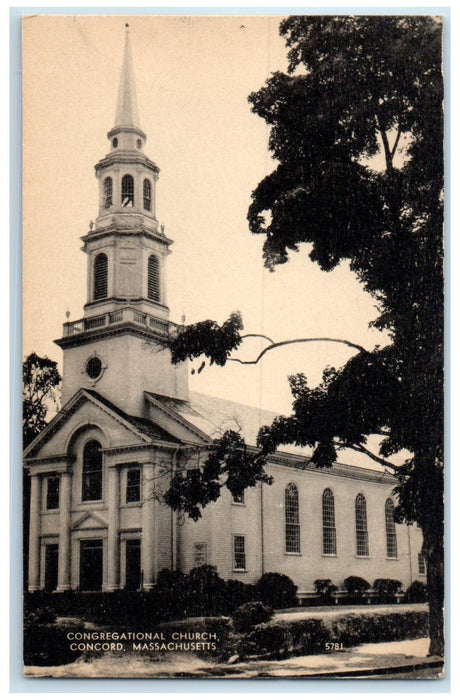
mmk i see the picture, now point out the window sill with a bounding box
[233,569,247,573]
[232,502,246,507]
[354,555,371,559]
[41,509,60,515]
[284,551,302,556]
[322,553,337,558]
[386,557,399,561]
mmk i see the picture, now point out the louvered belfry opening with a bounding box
[93,252,108,300]
[143,178,152,211]
[121,174,134,206]
[147,254,160,302]
[103,177,113,209]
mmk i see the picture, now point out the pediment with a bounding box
[71,511,108,530]
[24,389,169,461]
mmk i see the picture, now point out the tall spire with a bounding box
[115,25,140,128]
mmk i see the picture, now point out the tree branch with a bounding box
[390,124,402,158]
[228,337,368,365]
[333,439,398,470]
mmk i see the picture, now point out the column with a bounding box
[28,474,41,591]
[141,462,156,590]
[56,472,71,591]
[106,466,120,590]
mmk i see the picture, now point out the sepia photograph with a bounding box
[21,13,444,680]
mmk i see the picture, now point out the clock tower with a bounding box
[56,28,188,415]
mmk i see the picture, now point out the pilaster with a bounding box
[141,462,156,589]
[106,465,120,590]
[28,475,41,591]
[56,472,72,591]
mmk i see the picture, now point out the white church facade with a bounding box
[24,30,425,600]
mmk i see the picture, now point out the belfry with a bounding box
[56,27,188,416]
[24,30,425,599]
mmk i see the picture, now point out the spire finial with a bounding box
[115,26,140,128]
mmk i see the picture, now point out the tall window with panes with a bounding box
[385,498,398,558]
[355,493,369,556]
[322,488,337,555]
[233,535,246,571]
[82,440,103,501]
[285,483,300,553]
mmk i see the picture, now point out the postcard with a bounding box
[22,13,444,679]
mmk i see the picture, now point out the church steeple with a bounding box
[56,28,188,414]
[115,26,140,128]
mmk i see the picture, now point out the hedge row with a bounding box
[237,609,429,659]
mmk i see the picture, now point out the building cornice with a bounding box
[81,227,173,248]
[54,321,171,349]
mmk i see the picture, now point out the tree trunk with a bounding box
[425,527,444,657]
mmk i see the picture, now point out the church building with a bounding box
[24,30,425,600]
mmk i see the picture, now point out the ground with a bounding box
[24,603,443,679]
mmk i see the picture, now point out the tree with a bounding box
[166,16,444,656]
[23,353,61,589]
[23,352,61,447]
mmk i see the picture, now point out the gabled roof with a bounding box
[146,390,312,458]
[24,388,180,459]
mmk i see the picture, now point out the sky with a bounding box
[22,13,391,429]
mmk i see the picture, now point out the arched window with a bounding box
[103,177,112,209]
[143,179,152,211]
[93,253,108,300]
[385,498,398,558]
[147,255,160,302]
[322,488,337,555]
[355,494,369,556]
[121,174,134,206]
[285,483,300,553]
[82,440,103,501]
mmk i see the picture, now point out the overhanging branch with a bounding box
[228,337,368,365]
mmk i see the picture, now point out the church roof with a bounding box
[146,390,312,458]
[84,389,180,443]
[146,390,389,475]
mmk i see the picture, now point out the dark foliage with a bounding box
[168,312,243,367]
[405,580,428,603]
[330,610,428,647]
[255,572,298,609]
[163,430,272,521]
[23,353,61,448]
[372,578,402,603]
[314,578,338,602]
[343,576,371,599]
[231,601,274,633]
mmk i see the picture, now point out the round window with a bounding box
[86,356,103,380]
[112,137,118,148]
[137,138,142,149]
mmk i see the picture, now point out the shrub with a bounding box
[405,580,427,603]
[330,610,428,647]
[187,565,227,616]
[231,601,274,633]
[255,572,298,609]
[223,579,255,613]
[314,579,338,602]
[372,578,402,603]
[241,617,329,659]
[343,576,370,600]
[155,569,190,619]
